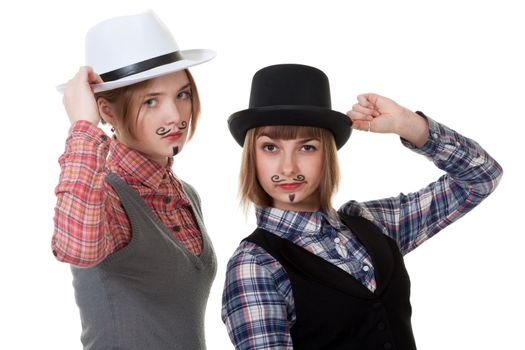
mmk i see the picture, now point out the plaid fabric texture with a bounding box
[53,121,202,266]
[222,117,503,350]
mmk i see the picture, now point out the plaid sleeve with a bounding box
[340,115,503,255]
[222,243,294,350]
[52,121,121,266]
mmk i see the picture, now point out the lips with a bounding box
[278,183,303,190]
[163,132,182,141]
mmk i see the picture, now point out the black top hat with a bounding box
[228,64,352,149]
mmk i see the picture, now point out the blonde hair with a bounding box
[95,69,200,141]
[239,125,340,213]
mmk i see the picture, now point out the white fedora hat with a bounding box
[57,10,215,93]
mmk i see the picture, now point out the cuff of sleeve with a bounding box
[60,121,111,167]
[400,111,441,157]
[68,120,110,145]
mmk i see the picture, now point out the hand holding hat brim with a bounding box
[56,49,216,94]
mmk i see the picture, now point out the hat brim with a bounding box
[56,49,215,93]
[228,105,352,149]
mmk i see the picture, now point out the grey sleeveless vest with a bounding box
[71,173,216,350]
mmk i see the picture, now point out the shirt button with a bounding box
[384,342,392,349]
[162,173,167,180]
[173,225,180,232]
[362,265,370,272]
[100,135,108,142]
[164,196,171,204]
[373,302,382,309]
[52,250,58,257]
[334,237,341,244]
[377,322,386,331]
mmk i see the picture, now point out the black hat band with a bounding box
[100,51,184,82]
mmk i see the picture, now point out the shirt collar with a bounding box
[256,206,333,239]
[108,140,173,191]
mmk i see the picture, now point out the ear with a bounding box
[97,98,116,127]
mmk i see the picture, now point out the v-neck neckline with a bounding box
[107,172,210,270]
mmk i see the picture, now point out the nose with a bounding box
[163,100,182,126]
[280,150,298,177]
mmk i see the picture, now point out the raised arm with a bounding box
[341,93,503,254]
[52,67,123,266]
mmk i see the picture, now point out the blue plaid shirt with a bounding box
[221,117,503,350]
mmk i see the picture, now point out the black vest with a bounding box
[244,213,417,350]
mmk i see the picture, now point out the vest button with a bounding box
[373,302,382,309]
[377,322,386,331]
[173,225,181,232]
[164,196,171,204]
[384,342,392,349]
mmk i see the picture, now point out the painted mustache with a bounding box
[155,121,188,136]
[156,127,171,136]
[271,175,306,183]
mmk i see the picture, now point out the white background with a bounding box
[1,0,523,349]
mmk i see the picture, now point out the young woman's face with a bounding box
[255,135,323,211]
[120,70,193,165]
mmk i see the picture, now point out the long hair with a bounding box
[239,125,340,213]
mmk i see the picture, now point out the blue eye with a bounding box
[144,98,157,107]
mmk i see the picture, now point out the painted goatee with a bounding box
[172,146,179,156]
[289,194,295,202]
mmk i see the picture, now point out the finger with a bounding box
[351,103,380,117]
[347,110,373,121]
[78,66,92,78]
[87,71,104,85]
[357,94,374,108]
[80,66,103,85]
[351,119,372,132]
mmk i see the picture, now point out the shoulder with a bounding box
[227,240,279,271]
[224,239,292,302]
[338,200,378,224]
[226,240,289,287]
[338,201,390,234]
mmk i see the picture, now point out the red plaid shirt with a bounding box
[52,120,203,267]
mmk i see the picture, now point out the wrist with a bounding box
[397,110,429,148]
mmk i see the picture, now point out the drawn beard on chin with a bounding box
[289,193,296,202]
[172,146,179,156]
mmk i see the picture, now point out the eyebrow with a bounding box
[178,83,191,91]
[145,83,192,97]
[298,138,320,143]
[257,135,320,143]
[145,92,164,97]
